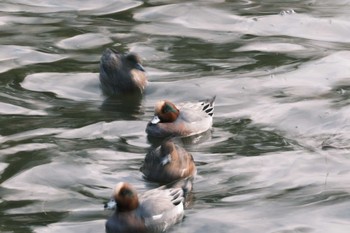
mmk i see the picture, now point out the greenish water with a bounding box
[1,1,350,232]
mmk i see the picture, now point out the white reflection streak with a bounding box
[0,143,57,156]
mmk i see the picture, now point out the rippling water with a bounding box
[1,0,350,232]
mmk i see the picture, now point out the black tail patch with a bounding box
[201,96,216,117]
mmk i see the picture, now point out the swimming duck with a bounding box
[146,96,216,138]
[141,141,196,184]
[104,180,191,233]
[99,48,147,96]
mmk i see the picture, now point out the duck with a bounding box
[104,179,192,233]
[146,96,216,138]
[140,141,197,184]
[99,48,147,96]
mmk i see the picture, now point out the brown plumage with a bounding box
[112,183,139,212]
[154,100,180,123]
[141,141,197,184]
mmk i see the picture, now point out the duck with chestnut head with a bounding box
[146,96,216,138]
[104,180,191,233]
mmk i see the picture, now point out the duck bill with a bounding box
[135,63,145,72]
[150,115,160,124]
[104,199,117,210]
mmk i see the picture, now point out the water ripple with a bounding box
[0,45,67,73]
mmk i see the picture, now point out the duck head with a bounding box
[151,100,180,124]
[124,53,145,72]
[99,48,147,95]
[105,182,139,212]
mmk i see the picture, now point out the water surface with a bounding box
[1,0,350,232]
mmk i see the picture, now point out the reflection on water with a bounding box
[1,0,350,232]
[100,93,145,120]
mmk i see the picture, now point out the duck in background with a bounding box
[146,96,216,138]
[104,178,192,233]
[99,48,147,96]
[141,140,196,184]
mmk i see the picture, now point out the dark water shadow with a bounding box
[99,93,144,120]
[146,130,212,148]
